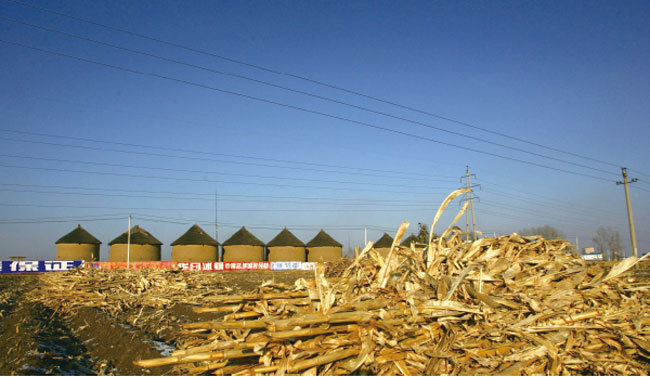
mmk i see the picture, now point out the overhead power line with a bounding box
[3,0,631,172]
[0,153,457,190]
[0,211,397,232]
[629,170,650,181]
[480,183,650,223]
[482,187,622,220]
[3,179,623,224]
[10,94,461,171]
[0,39,618,182]
[477,200,606,229]
[0,216,124,224]
[475,206,601,233]
[629,177,650,190]
[0,183,430,203]
[632,185,650,194]
[6,181,632,227]
[0,163,440,195]
[0,188,438,207]
[0,128,458,179]
[0,202,439,213]
[476,201,608,229]
[0,15,620,177]
[479,178,624,217]
[479,176,648,223]
[0,133,457,182]
[134,213,397,232]
[0,213,128,222]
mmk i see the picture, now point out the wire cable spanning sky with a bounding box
[0,13,631,177]
[0,38,626,182]
[0,0,648,259]
[0,0,639,171]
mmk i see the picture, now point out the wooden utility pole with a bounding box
[215,189,219,242]
[616,168,638,258]
[460,166,480,241]
[215,189,219,261]
[127,215,131,269]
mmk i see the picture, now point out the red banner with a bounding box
[225,261,271,271]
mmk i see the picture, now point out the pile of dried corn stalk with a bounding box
[31,269,226,314]
[28,268,313,337]
[323,258,353,278]
[26,269,229,336]
[133,189,650,375]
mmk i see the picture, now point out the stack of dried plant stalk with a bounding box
[323,258,353,278]
[27,267,314,338]
[27,269,259,338]
[132,189,650,375]
[30,269,228,315]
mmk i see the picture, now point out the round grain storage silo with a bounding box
[171,224,219,262]
[108,225,162,262]
[55,224,101,261]
[306,229,342,262]
[267,228,306,262]
[374,233,394,258]
[400,234,418,248]
[222,226,265,262]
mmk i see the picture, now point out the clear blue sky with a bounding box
[0,0,648,260]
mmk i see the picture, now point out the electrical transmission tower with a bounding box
[616,168,638,258]
[460,166,480,241]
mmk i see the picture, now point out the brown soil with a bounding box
[0,275,95,375]
[0,271,313,375]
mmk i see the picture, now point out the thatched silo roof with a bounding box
[108,225,162,246]
[400,234,418,246]
[306,230,342,248]
[55,224,101,245]
[374,233,394,248]
[171,224,218,246]
[222,227,265,247]
[267,228,304,247]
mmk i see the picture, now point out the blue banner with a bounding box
[0,260,84,274]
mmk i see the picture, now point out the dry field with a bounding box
[0,254,646,375]
[0,271,314,375]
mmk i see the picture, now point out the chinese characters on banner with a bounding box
[270,262,317,271]
[3,260,321,272]
[175,262,317,271]
[175,262,271,271]
[0,260,84,273]
[89,261,177,270]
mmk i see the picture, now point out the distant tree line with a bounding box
[518,224,624,261]
[592,226,623,261]
[518,225,565,240]
[345,223,626,261]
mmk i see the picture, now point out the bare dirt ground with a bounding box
[0,271,313,375]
